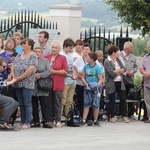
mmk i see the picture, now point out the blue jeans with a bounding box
[15,88,33,125]
[83,85,102,109]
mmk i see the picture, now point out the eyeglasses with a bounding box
[1,66,7,69]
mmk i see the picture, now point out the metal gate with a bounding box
[0,10,57,40]
[80,26,131,57]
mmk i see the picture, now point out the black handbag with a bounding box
[127,85,142,100]
[37,76,52,91]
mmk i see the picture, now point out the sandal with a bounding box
[56,122,62,128]
[0,123,16,130]
[18,124,30,129]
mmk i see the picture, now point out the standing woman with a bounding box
[45,40,68,128]
[5,38,18,65]
[73,39,84,61]
[31,47,52,128]
[13,38,38,129]
[104,45,129,123]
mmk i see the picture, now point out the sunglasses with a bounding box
[1,66,7,69]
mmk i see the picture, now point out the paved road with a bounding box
[0,119,150,150]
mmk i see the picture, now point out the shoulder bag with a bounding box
[37,76,52,91]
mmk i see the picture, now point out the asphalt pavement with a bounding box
[0,118,150,150]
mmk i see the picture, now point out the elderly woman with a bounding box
[31,46,52,128]
[45,40,68,128]
[104,45,129,123]
[12,38,38,129]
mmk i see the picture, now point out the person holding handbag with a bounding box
[31,47,52,128]
[104,45,129,123]
[45,40,68,128]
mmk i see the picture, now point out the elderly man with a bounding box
[120,41,138,118]
[139,40,150,123]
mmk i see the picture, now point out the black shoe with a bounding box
[30,122,41,128]
[141,117,148,121]
[79,121,87,127]
[144,120,150,123]
[94,121,101,127]
[43,122,53,128]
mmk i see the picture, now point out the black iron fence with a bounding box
[0,10,57,40]
[80,26,132,56]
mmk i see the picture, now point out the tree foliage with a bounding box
[106,0,150,36]
[132,38,148,56]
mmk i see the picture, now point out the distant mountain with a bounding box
[0,0,122,28]
[0,0,71,12]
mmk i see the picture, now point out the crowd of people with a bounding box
[0,30,150,131]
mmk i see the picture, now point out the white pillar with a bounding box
[49,4,83,44]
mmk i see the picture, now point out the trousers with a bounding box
[0,94,18,124]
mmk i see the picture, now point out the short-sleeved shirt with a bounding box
[16,46,23,54]
[83,63,102,83]
[0,50,10,63]
[140,53,150,88]
[73,57,87,86]
[72,52,82,60]
[13,53,38,89]
[60,51,74,85]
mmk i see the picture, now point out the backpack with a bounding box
[66,103,80,127]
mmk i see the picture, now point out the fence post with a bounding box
[49,5,83,43]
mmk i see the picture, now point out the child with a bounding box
[80,52,103,127]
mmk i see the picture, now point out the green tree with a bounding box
[132,37,150,56]
[106,0,150,36]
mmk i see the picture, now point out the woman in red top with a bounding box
[45,40,68,128]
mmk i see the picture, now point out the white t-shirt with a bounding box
[72,52,82,61]
[73,57,87,86]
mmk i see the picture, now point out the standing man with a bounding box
[139,40,150,123]
[60,38,76,117]
[38,31,51,55]
[120,41,138,118]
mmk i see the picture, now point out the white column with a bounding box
[49,4,83,44]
